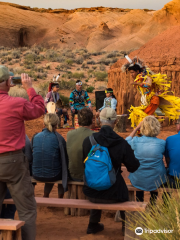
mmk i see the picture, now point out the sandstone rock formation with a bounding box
[108,24,180,114]
[0,0,179,51]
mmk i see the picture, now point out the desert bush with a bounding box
[11,50,21,59]
[98,58,112,65]
[99,64,106,71]
[36,72,47,79]
[65,58,74,65]
[111,57,118,64]
[106,51,121,58]
[126,185,180,240]
[34,66,44,73]
[13,67,24,75]
[72,72,84,79]
[59,79,76,90]
[86,86,94,93]
[91,51,104,56]
[60,94,69,106]
[92,66,97,70]
[87,60,96,65]
[45,63,51,70]
[9,86,29,100]
[75,56,84,65]
[45,50,58,61]
[94,71,108,81]
[82,53,91,59]
[85,79,89,82]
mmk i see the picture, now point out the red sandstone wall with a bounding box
[108,58,180,114]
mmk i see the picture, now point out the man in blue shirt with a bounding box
[165,117,180,188]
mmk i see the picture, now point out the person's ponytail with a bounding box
[44,113,59,132]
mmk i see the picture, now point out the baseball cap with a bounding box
[100,107,117,121]
[0,65,10,83]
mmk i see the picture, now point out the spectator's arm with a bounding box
[165,139,170,168]
[69,92,75,110]
[22,88,45,120]
[84,91,91,107]
[111,98,117,110]
[123,141,140,173]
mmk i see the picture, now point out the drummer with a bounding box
[45,82,68,125]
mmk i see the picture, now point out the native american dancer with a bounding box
[122,55,180,128]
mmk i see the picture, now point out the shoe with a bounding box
[87,223,104,234]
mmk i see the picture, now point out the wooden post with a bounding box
[128,191,135,201]
[2,230,13,240]
[63,185,71,215]
[114,115,127,133]
[125,212,142,240]
[70,185,77,216]
[77,185,89,216]
[15,228,22,240]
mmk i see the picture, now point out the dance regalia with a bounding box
[129,67,180,128]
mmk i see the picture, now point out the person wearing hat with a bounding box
[69,80,92,119]
[165,116,180,188]
[95,88,117,121]
[82,107,140,235]
[0,65,45,240]
[45,82,69,126]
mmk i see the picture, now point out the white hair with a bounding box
[100,119,116,125]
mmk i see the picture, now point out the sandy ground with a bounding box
[22,115,177,240]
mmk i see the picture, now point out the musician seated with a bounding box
[45,82,69,125]
[69,80,92,115]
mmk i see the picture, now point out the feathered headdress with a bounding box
[121,55,145,72]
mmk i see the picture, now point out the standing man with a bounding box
[0,65,45,240]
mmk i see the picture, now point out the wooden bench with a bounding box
[0,219,25,240]
[3,197,147,240]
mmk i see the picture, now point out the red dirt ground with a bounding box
[22,115,177,240]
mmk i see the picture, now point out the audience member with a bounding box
[32,113,69,198]
[0,66,45,240]
[67,108,94,181]
[82,108,140,234]
[2,135,33,220]
[126,116,167,203]
[165,116,180,188]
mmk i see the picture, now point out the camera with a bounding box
[11,77,21,85]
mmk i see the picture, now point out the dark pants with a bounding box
[88,197,125,225]
[0,189,16,219]
[33,172,64,196]
[0,151,37,240]
[136,191,158,204]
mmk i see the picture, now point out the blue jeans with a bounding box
[0,189,16,219]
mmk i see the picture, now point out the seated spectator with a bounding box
[126,116,167,203]
[165,116,180,188]
[32,113,68,198]
[82,108,140,234]
[67,108,94,181]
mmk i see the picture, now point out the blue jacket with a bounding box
[99,97,117,111]
[32,129,62,178]
[126,136,167,191]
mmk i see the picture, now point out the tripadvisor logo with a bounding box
[135,227,143,235]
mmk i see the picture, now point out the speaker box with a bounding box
[95,91,106,111]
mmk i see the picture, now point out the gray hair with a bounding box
[100,119,116,125]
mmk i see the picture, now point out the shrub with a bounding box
[45,63,51,70]
[65,58,74,65]
[60,94,69,106]
[86,86,94,93]
[99,64,106,71]
[11,50,21,59]
[126,185,180,240]
[9,86,29,100]
[45,50,58,61]
[87,60,96,65]
[94,71,108,81]
[75,56,84,64]
[92,66,97,70]
[72,72,84,79]
[59,79,76,90]
[85,79,89,82]
[82,53,91,59]
[91,51,104,56]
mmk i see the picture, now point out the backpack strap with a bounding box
[89,135,98,146]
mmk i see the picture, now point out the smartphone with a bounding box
[11,77,22,85]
